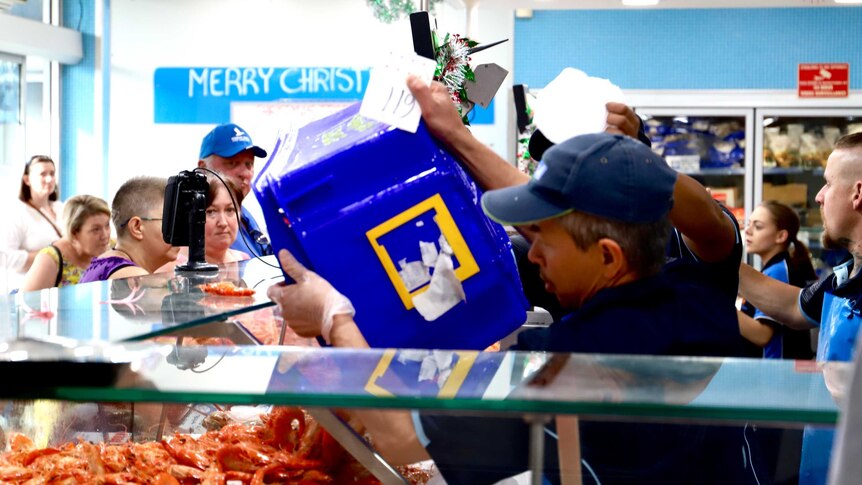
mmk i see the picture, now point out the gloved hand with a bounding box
[267,249,355,344]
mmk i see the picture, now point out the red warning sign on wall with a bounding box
[798,63,849,98]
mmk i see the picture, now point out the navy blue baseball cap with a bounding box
[482,133,677,225]
[199,123,267,159]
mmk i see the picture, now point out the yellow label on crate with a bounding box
[363,349,479,398]
[366,194,479,310]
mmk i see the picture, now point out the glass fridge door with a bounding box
[637,108,754,228]
[754,108,862,274]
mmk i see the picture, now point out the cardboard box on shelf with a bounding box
[709,187,741,208]
[728,207,745,226]
[763,183,808,208]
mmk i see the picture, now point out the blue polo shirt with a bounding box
[230,206,273,259]
[797,259,862,485]
[416,258,752,484]
[800,258,862,362]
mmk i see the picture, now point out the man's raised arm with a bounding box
[739,262,812,330]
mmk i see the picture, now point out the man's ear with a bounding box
[125,217,145,241]
[197,159,206,169]
[852,181,862,210]
[596,238,627,278]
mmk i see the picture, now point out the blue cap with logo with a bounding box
[481,133,677,225]
[199,123,268,160]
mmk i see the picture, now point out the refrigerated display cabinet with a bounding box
[0,228,852,483]
[0,341,851,484]
[754,108,862,272]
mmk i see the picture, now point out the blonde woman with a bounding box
[20,195,111,291]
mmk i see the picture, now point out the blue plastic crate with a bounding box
[254,103,527,350]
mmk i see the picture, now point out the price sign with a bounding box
[359,52,437,133]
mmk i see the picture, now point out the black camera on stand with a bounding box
[162,170,218,273]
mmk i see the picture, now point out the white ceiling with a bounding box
[487,0,845,9]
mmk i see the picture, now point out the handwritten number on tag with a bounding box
[381,88,416,119]
[359,52,436,133]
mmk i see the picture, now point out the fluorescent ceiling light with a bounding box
[622,0,660,6]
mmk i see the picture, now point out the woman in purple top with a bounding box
[79,255,138,283]
[80,176,179,283]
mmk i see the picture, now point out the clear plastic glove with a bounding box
[267,249,355,344]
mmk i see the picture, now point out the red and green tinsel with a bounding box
[433,32,478,124]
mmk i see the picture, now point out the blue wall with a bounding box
[514,8,862,90]
[60,0,95,198]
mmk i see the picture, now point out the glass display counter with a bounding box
[0,256,286,345]
[0,341,849,484]
[0,256,851,484]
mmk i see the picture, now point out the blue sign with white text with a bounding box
[153,66,495,125]
[154,67,371,124]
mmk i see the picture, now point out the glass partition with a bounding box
[1,256,285,344]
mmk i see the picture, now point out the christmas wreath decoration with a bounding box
[433,32,478,124]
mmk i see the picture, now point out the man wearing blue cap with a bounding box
[406,75,743,324]
[268,132,757,484]
[198,123,273,258]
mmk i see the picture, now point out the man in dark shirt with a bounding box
[269,128,754,483]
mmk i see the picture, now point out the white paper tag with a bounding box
[359,52,437,133]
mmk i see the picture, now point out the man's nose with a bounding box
[527,243,541,265]
[241,165,254,179]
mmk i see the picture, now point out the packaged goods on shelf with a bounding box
[645,117,745,171]
[763,118,857,169]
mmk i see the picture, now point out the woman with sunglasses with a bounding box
[1,155,65,291]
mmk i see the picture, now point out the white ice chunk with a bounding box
[398,260,431,292]
[432,350,454,370]
[438,234,453,255]
[412,251,466,321]
[398,349,430,364]
[420,240,439,267]
[532,67,625,144]
[419,354,438,382]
